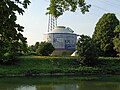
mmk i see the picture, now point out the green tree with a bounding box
[113,23,120,56]
[36,42,55,56]
[27,45,36,55]
[27,42,40,55]
[76,35,98,65]
[92,13,119,57]
[0,0,30,62]
[46,0,91,17]
[34,42,40,50]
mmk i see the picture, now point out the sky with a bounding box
[17,0,120,45]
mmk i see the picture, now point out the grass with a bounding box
[0,56,120,76]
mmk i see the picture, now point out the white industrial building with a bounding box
[44,26,78,56]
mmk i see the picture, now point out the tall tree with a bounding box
[113,23,120,56]
[0,0,30,62]
[92,13,119,57]
[46,0,91,17]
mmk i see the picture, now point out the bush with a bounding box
[36,42,55,56]
[76,35,98,66]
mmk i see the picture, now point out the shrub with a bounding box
[36,42,55,56]
[76,35,98,66]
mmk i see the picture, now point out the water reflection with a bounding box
[0,76,120,90]
[16,86,35,90]
[36,82,120,90]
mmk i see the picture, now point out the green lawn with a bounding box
[0,56,120,77]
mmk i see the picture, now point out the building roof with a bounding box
[48,26,75,34]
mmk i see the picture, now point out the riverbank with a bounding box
[0,56,120,77]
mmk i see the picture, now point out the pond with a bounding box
[0,75,120,90]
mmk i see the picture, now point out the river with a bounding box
[0,75,120,90]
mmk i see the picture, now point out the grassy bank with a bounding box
[0,56,120,76]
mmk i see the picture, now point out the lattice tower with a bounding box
[48,14,57,32]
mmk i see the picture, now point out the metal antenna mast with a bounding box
[48,14,57,32]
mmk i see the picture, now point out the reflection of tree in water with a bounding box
[1,77,120,90]
[0,84,19,90]
[78,81,120,90]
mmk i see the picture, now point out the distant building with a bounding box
[44,26,78,56]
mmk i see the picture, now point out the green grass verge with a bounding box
[0,56,120,76]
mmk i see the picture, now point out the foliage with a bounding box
[46,0,91,17]
[92,13,119,57]
[27,45,36,55]
[36,42,55,56]
[0,0,30,62]
[113,23,120,56]
[76,35,98,65]
[27,42,40,55]
[27,42,54,56]
[34,42,40,50]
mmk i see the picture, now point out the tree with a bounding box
[76,35,98,65]
[92,13,119,57]
[113,23,120,56]
[27,45,37,55]
[0,0,30,62]
[27,42,40,55]
[34,42,40,50]
[46,0,91,17]
[36,42,55,56]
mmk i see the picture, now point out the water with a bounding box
[0,75,120,90]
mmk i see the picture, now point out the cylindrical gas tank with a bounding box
[44,26,77,56]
